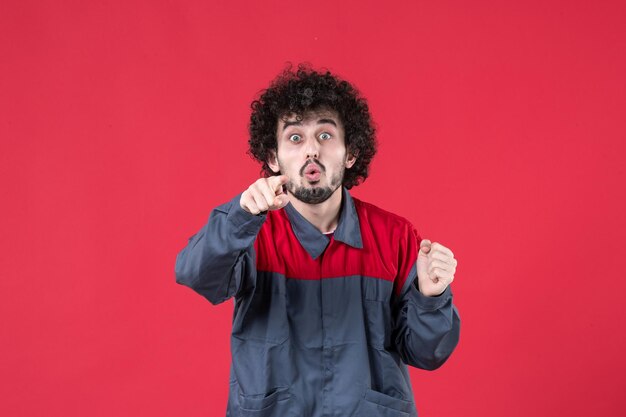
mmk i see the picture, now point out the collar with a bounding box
[283,186,363,260]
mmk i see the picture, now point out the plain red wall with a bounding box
[1,0,625,416]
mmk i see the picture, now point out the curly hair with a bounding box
[247,62,377,189]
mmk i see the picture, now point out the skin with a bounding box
[239,107,457,296]
[417,240,458,296]
[269,107,356,233]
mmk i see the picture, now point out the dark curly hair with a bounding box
[247,62,377,189]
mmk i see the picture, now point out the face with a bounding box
[268,108,357,204]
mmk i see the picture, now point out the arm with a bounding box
[390,223,461,370]
[175,175,290,305]
[174,192,266,305]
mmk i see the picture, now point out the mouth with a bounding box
[303,163,322,182]
[304,171,321,182]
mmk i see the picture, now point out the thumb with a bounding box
[271,193,290,210]
[419,239,432,256]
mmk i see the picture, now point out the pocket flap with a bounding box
[363,388,413,413]
[239,386,291,411]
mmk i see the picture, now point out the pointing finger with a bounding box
[268,175,289,194]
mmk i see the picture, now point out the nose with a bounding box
[304,135,320,159]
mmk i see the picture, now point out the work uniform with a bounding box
[175,186,461,416]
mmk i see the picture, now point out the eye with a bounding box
[319,132,332,140]
[289,134,302,142]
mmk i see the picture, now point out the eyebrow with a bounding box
[282,118,338,131]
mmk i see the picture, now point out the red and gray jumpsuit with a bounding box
[175,186,461,417]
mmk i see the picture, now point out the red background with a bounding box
[1,0,625,416]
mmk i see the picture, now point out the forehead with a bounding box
[278,108,342,127]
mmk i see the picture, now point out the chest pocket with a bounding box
[362,278,394,350]
[232,288,289,345]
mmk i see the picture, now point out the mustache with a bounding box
[300,160,326,176]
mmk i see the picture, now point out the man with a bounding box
[175,63,461,417]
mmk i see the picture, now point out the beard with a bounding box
[279,158,345,204]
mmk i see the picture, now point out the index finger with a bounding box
[268,174,289,193]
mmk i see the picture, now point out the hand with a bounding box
[240,175,290,215]
[416,240,457,297]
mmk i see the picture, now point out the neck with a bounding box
[288,186,343,234]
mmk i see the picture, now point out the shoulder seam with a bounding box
[354,198,414,227]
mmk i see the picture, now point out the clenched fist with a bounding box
[416,240,457,297]
[240,175,290,215]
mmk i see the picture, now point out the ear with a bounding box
[267,149,280,174]
[345,149,358,169]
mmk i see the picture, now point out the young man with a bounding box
[175,64,461,417]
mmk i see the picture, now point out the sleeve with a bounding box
[390,222,461,370]
[174,192,266,305]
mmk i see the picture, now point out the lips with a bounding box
[303,163,322,182]
[305,171,321,181]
